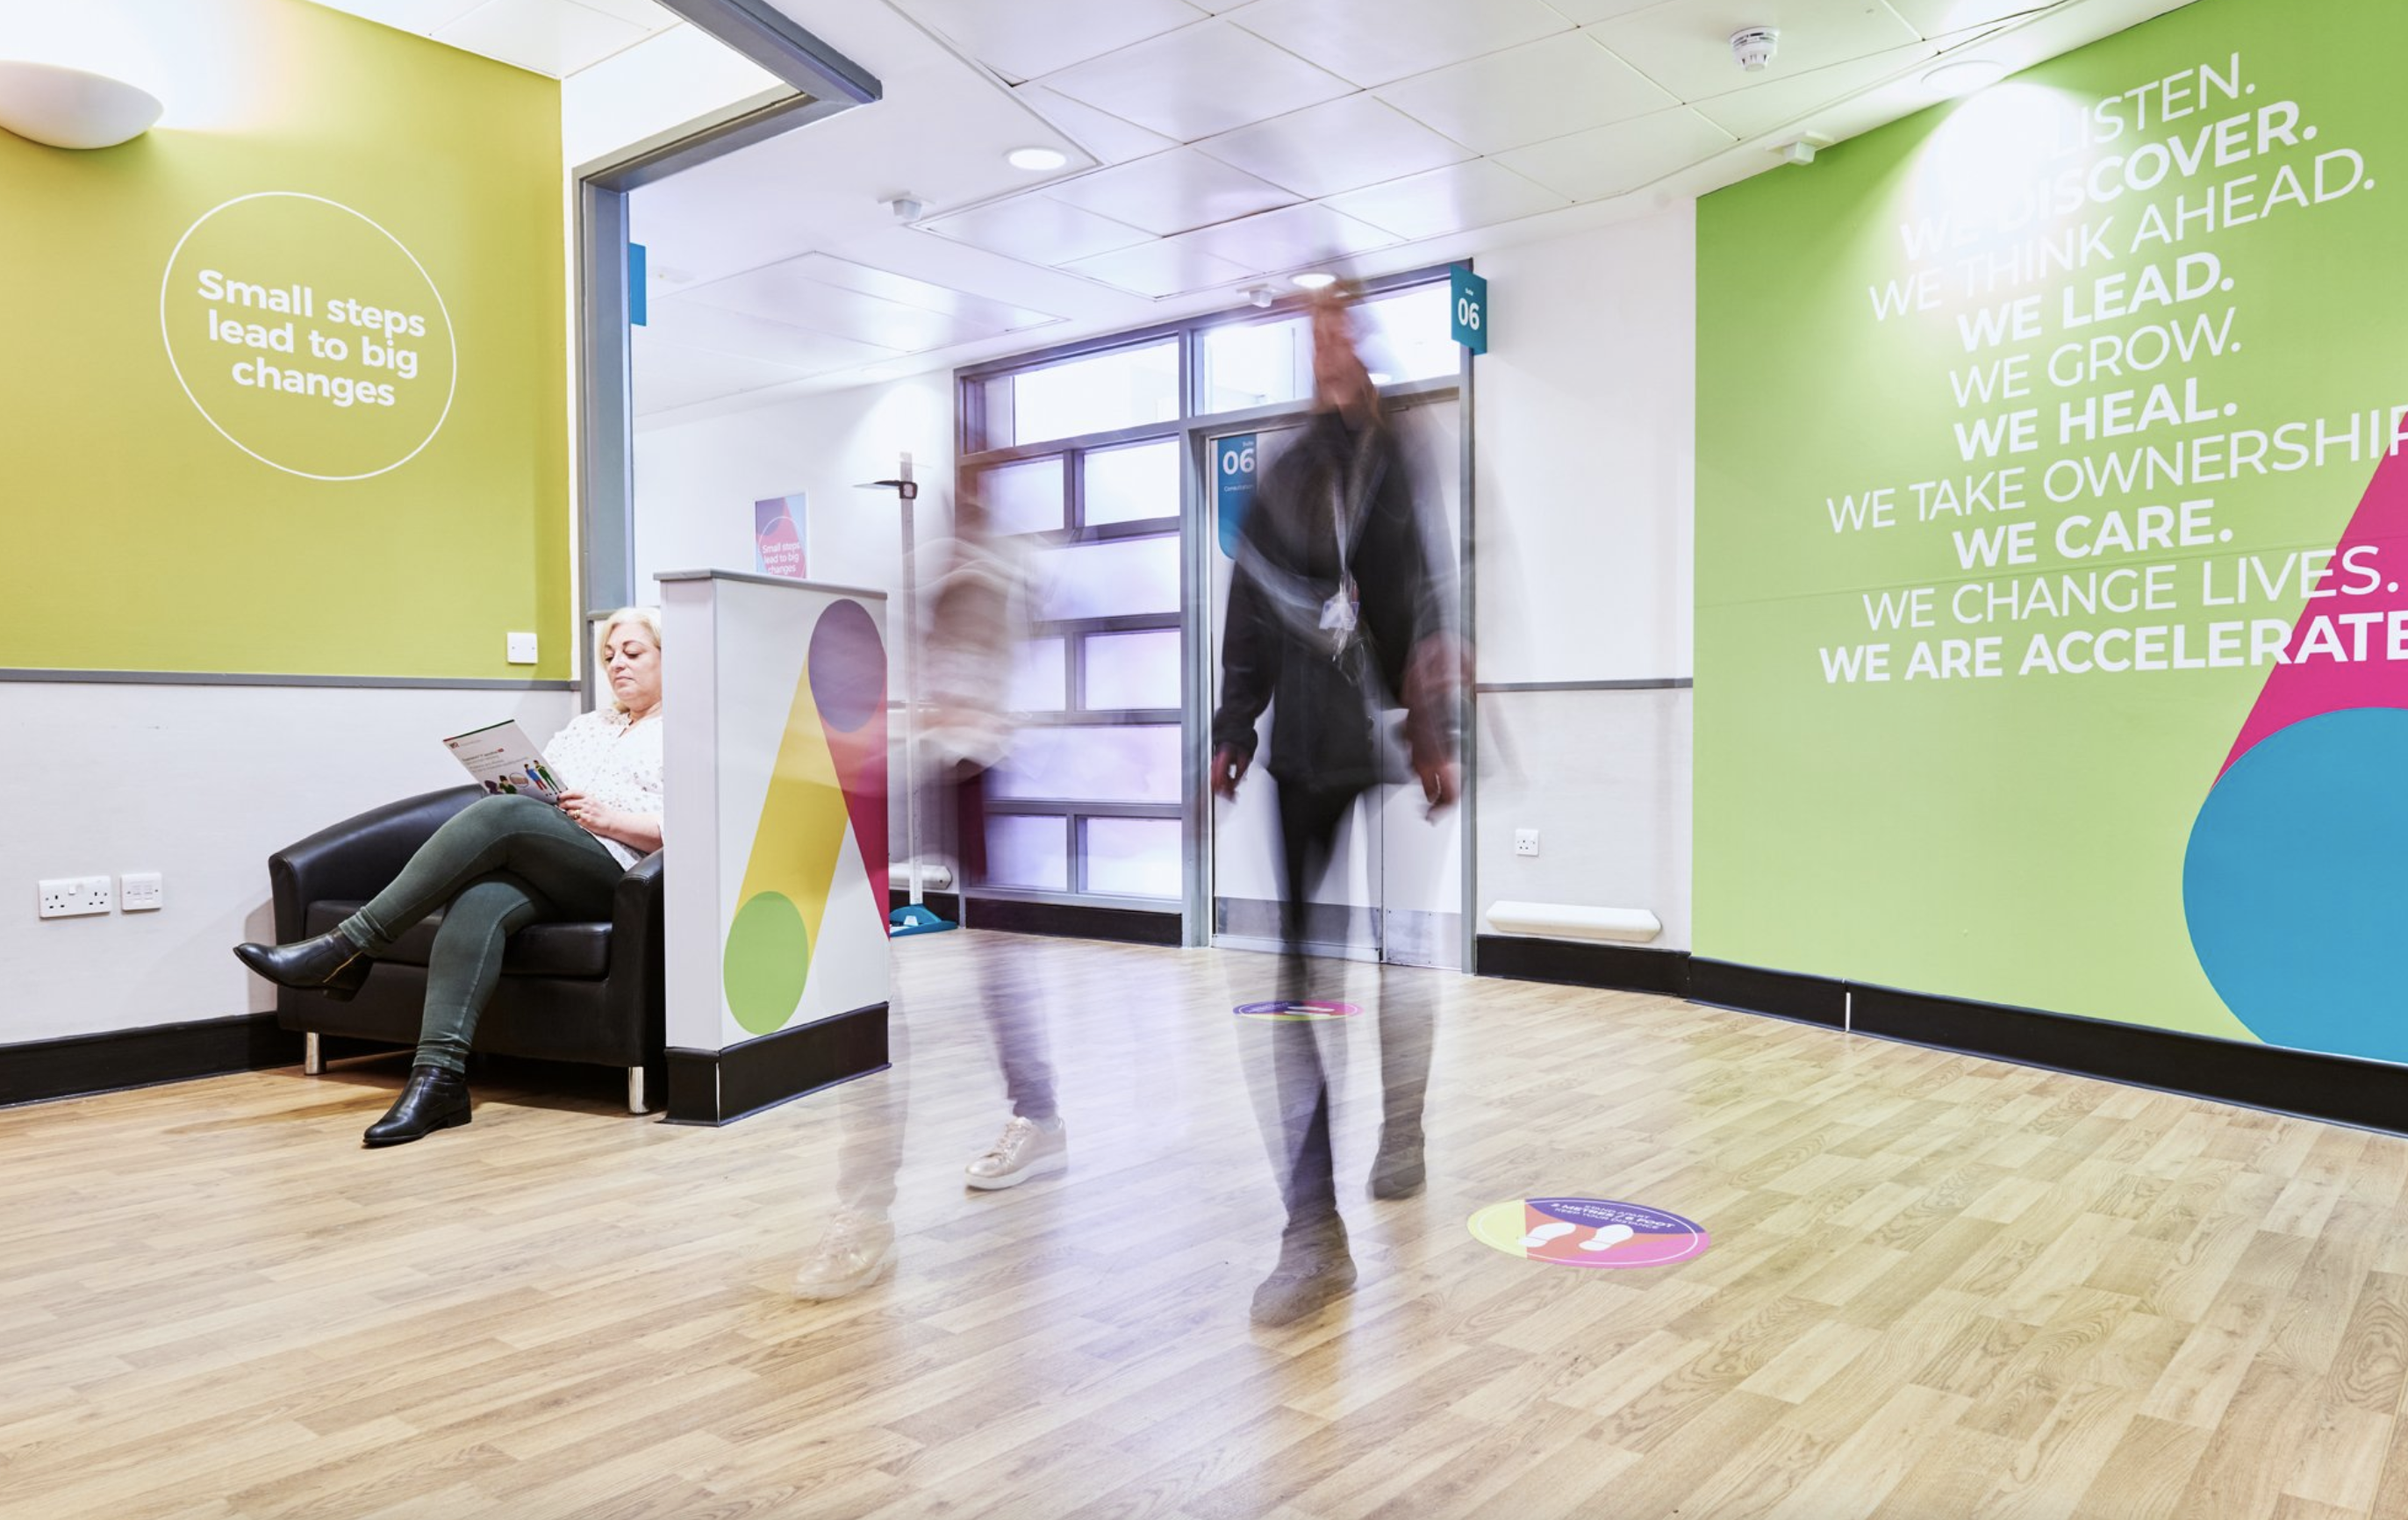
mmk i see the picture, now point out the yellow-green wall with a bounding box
[1,0,570,679]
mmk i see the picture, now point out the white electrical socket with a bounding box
[38,875,113,919]
[120,871,163,912]
[505,631,539,664]
[1514,828,1541,858]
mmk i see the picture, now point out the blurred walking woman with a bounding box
[235,609,666,1148]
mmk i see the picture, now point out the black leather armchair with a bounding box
[266,785,665,1113]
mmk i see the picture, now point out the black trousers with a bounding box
[337,794,622,1076]
[1260,777,1437,1230]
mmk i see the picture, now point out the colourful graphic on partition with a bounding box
[1234,1000,1360,1022]
[1469,1197,1710,1269]
[2184,445,2408,1065]
[754,494,806,579]
[722,599,886,1035]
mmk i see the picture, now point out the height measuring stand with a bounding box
[859,453,955,936]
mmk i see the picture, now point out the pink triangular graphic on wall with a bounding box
[2220,434,2408,775]
[2185,421,2408,1067]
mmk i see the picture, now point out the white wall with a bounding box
[633,370,955,677]
[4,683,576,1044]
[1471,206,1696,950]
[634,371,957,877]
[1473,206,1695,686]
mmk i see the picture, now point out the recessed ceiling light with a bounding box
[1368,370,1394,385]
[1006,146,1067,171]
[1291,271,1337,290]
[1924,59,2007,96]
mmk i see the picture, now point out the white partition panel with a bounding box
[658,569,891,1122]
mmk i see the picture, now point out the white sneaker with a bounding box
[792,1209,896,1301]
[964,1115,1067,1191]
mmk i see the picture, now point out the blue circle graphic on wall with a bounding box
[2183,706,2408,1065]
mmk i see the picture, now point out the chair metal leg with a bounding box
[627,1065,647,1115]
[304,1032,324,1075]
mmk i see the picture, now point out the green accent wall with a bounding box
[3,0,570,679]
[1695,0,2405,1039]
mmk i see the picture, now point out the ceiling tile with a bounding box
[1174,201,1398,274]
[1690,37,1940,138]
[784,255,1064,334]
[678,255,1057,351]
[1040,147,1298,237]
[1587,0,1924,103]
[1545,0,1678,23]
[922,196,1155,266]
[895,0,1206,84]
[1321,159,1570,242]
[645,298,904,370]
[1061,240,1256,298]
[1375,32,1677,155]
[1495,104,1738,201]
[563,0,678,33]
[632,331,814,416]
[434,0,646,76]
[1220,0,1573,90]
[1014,86,1180,166]
[1884,0,2057,39]
[299,0,486,30]
[1036,19,1352,140]
[1193,96,1470,200]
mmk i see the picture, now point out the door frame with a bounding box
[953,269,1479,951]
[1190,385,1468,967]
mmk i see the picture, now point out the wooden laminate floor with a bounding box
[7,931,2408,1518]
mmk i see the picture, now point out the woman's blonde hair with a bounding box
[595,606,663,713]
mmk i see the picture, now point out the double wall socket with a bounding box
[38,876,113,919]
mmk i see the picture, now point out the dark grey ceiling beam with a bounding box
[656,0,882,105]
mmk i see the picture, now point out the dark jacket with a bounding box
[1211,409,1455,792]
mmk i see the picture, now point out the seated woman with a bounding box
[236,607,666,1148]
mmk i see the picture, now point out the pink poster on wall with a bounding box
[754,494,806,579]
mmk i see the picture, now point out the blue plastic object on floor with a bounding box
[889,904,957,936]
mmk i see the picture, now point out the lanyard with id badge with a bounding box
[1321,429,1381,664]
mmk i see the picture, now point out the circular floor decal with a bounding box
[1469,1197,1711,1269]
[1234,1000,1360,1021]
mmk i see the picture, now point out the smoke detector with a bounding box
[883,194,927,222]
[1731,27,1779,72]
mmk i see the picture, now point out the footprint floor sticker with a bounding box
[1469,1197,1711,1269]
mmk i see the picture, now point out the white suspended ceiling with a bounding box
[302,0,684,77]
[310,0,2204,419]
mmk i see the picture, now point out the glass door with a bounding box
[1203,398,1463,969]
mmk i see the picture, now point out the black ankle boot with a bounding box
[1369,1124,1425,1201]
[362,1066,471,1148]
[233,930,373,1001]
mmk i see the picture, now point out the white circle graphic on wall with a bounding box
[159,192,458,482]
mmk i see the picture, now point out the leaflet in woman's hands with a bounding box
[443,720,565,804]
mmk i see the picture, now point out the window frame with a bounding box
[954,265,1468,939]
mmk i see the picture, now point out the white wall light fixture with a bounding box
[1924,58,2008,97]
[0,60,163,149]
